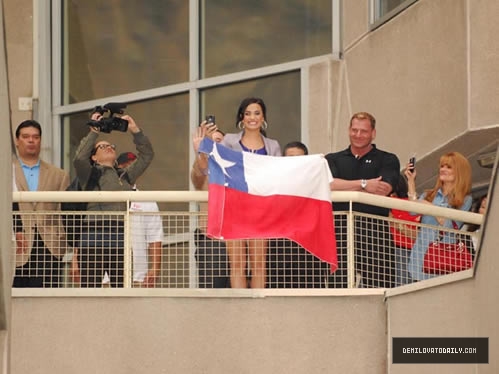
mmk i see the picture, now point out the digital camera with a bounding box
[87,102,129,133]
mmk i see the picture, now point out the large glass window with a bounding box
[62,0,189,104]
[55,1,338,194]
[201,0,332,77]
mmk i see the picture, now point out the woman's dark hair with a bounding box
[283,141,309,155]
[392,173,409,198]
[235,97,267,135]
[467,194,488,232]
[90,143,101,164]
[473,194,487,213]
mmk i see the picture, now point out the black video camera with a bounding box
[87,102,129,133]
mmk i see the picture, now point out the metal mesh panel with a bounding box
[11,208,477,289]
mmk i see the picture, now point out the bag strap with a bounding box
[116,167,131,185]
[85,167,102,191]
[438,220,460,240]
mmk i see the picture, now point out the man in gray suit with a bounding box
[13,120,70,288]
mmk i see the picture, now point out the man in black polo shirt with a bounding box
[325,112,400,288]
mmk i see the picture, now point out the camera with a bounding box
[409,156,416,172]
[87,102,129,133]
[205,115,215,124]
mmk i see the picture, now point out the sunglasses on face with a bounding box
[95,144,116,151]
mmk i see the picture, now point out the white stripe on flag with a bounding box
[242,152,333,202]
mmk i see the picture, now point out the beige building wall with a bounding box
[310,0,471,163]
[4,0,32,135]
[469,0,499,128]
[10,292,386,373]
[0,0,12,372]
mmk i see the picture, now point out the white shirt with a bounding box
[129,200,163,282]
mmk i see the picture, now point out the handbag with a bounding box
[423,221,473,274]
[390,205,420,249]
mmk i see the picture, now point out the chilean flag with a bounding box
[199,138,337,271]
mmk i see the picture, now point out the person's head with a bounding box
[349,112,376,151]
[475,194,488,215]
[15,120,42,160]
[426,151,472,208]
[283,141,308,156]
[467,193,488,232]
[437,151,471,189]
[212,129,225,143]
[116,151,137,168]
[391,173,409,198]
[235,97,267,134]
[91,141,117,166]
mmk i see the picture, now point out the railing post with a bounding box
[123,200,132,288]
[347,201,356,288]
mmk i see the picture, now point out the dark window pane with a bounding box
[201,0,332,77]
[200,72,301,149]
[63,0,188,104]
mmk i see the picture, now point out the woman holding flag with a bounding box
[221,97,282,288]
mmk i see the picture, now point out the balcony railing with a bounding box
[12,191,483,289]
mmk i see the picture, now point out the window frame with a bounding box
[369,0,418,30]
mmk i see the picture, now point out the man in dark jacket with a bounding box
[325,112,400,289]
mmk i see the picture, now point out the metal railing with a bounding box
[12,191,483,289]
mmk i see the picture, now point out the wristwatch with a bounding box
[360,179,367,190]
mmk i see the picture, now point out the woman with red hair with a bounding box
[405,151,472,282]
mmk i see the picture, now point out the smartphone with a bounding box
[409,156,416,172]
[205,115,215,124]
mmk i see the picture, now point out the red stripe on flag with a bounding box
[207,184,337,270]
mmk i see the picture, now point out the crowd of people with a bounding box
[11,100,489,289]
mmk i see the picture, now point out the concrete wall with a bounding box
[469,0,499,128]
[0,0,19,372]
[11,292,386,374]
[4,0,32,132]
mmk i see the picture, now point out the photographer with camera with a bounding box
[73,104,154,287]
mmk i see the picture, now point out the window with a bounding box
[371,0,418,29]
[52,1,338,194]
[62,0,189,104]
[201,0,332,77]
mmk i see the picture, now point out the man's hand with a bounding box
[364,176,393,196]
